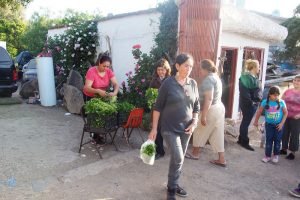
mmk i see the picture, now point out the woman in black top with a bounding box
[238,59,262,151]
[149,58,171,160]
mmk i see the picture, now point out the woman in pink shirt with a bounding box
[281,74,300,160]
[83,54,119,101]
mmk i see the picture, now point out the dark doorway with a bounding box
[220,47,238,118]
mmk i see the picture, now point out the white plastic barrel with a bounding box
[36,57,57,106]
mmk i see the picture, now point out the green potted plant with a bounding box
[145,88,158,110]
[84,98,117,128]
[116,101,135,124]
[142,88,159,131]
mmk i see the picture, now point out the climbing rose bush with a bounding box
[48,21,99,79]
[120,44,155,108]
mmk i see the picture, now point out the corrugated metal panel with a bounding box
[178,0,221,83]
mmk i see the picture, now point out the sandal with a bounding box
[185,152,200,160]
[210,160,227,167]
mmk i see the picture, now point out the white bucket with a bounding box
[36,57,57,106]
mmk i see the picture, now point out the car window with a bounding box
[27,60,37,69]
[0,47,11,62]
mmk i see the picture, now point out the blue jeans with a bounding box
[162,131,191,189]
[239,104,257,145]
[265,123,283,157]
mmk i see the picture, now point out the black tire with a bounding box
[0,92,12,97]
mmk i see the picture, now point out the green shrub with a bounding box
[120,46,155,109]
[84,98,117,127]
[142,112,152,131]
[116,101,135,114]
[145,88,158,110]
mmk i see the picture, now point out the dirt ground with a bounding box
[0,98,299,200]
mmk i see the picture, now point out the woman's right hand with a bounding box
[201,115,207,126]
[97,89,107,97]
[294,114,300,119]
[253,121,259,127]
[148,129,157,141]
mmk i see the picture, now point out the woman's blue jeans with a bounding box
[265,123,283,157]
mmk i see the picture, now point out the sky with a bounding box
[24,0,299,20]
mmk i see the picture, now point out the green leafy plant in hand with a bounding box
[142,143,156,157]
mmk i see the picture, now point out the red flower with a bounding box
[132,44,141,49]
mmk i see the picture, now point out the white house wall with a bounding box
[47,12,160,84]
[219,31,269,120]
[97,12,160,83]
[0,41,6,49]
[48,27,68,38]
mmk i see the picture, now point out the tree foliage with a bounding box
[54,9,102,26]
[151,0,178,63]
[0,5,25,57]
[21,10,102,56]
[20,13,51,56]
[280,4,300,62]
[0,0,31,10]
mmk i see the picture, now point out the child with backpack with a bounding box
[253,86,288,163]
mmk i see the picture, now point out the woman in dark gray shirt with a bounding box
[148,53,200,200]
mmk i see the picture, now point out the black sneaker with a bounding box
[176,185,188,197]
[286,153,295,160]
[280,149,287,155]
[155,154,164,160]
[96,137,106,145]
[289,186,300,198]
[239,143,255,151]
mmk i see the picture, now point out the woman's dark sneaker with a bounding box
[155,153,164,160]
[176,185,188,197]
[280,149,287,155]
[239,143,255,151]
[286,153,295,160]
[288,184,300,198]
[90,134,106,145]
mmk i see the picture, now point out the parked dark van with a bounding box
[0,47,18,97]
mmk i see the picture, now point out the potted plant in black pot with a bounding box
[143,88,158,131]
[116,101,135,126]
[84,98,118,129]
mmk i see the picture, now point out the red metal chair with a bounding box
[113,108,145,148]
